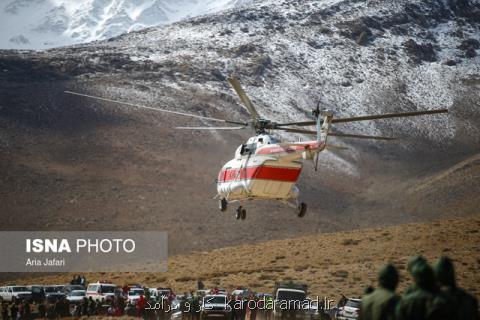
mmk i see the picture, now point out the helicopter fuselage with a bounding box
[217,134,324,202]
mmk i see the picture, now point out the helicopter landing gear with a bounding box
[297,202,307,218]
[219,198,227,212]
[236,206,247,220]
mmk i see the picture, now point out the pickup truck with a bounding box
[0,286,32,302]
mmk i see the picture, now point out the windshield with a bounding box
[12,287,29,292]
[346,300,361,308]
[100,285,116,294]
[204,296,227,304]
[277,291,306,301]
[67,286,83,290]
[129,290,144,296]
[71,291,85,296]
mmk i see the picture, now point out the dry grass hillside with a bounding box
[8,215,480,302]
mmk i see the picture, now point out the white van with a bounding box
[86,282,117,301]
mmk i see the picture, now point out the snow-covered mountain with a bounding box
[0,0,254,50]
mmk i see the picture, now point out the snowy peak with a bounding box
[0,0,255,50]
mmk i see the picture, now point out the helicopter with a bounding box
[65,78,448,220]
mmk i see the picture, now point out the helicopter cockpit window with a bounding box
[240,143,257,155]
[269,137,278,144]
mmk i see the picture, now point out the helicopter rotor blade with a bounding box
[276,128,317,134]
[331,109,449,123]
[227,78,261,120]
[275,109,448,127]
[175,126,247,130]
[276,128,395,140]
[275,121,322,127]
[329,133,396,140]
[64,91,247,126]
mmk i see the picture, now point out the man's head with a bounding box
[407,255,427,273]
[411,262,436,291]
[378,264,399,291]
[434,256,456,288]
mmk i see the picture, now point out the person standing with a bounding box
[197,280,205,291]
[191,293,200,320]
[137,294,146,318]
[1,302,8,320]
[403,256,428,295]
[359,264,400,320]
[80,276,86,287]
[434,256,479,320]
[264,295,273,320]
[46,303,55,320]
[81,297,88,316]
[229,295,237,320]
[88,297,96,316]
[17,302,24,320]
[38,302,46,318]
[396,261,453,320]
[22,301,30,320]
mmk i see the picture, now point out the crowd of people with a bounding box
[0,255,478,320]
[358,255,479,320]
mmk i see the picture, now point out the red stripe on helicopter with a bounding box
[218,166,301,183]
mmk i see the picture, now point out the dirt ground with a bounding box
[6,215,480,303]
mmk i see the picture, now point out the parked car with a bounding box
[45,292,66,304]
[336,298,361,320]
[201,295,231,320]
[231,288,251,297]
[66,290,86,304]
[44,285,65,295]
[170,298,183,319]
[63,285,85,294]
[86,282,117,301]
[153,288,173,300]
[127,288,145,304]
[273,282,308,320]
[0,286,32,302]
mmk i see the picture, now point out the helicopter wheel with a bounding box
[219,198,227,212]
[241,208,247,220]
[297,202,307,218]
[236,206,242,220]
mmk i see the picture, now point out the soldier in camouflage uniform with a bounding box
[434,256,479,320]
[358,264,400,320]
[396,261,453,320]
[403,255,427,295]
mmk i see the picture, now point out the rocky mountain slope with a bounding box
[0,0,253,49]
[0,0,479,254]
